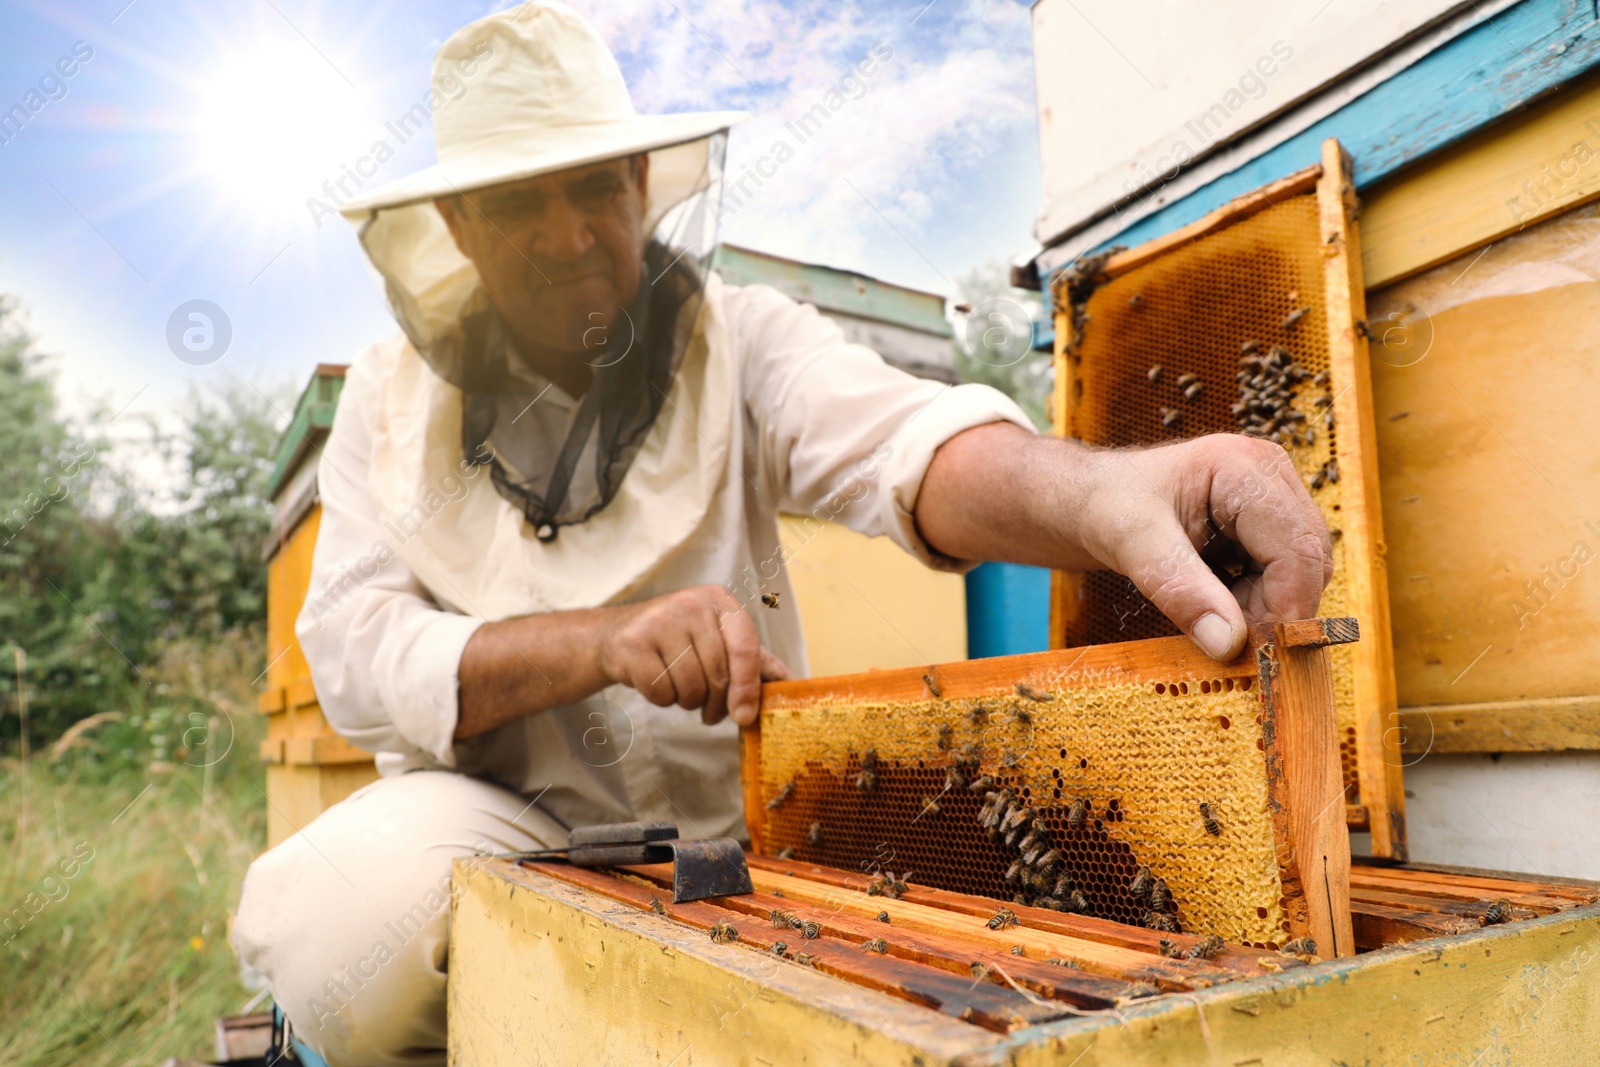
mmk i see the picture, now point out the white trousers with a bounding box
[231,771,563,1067]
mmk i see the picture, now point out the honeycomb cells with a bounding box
[758,678,1293,947]
[1058,194,1360,803]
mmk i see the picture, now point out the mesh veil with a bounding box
[356,132,727,540]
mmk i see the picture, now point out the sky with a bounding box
[0,0,1043,429]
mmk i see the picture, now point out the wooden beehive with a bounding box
[1050,139,1405,859]
[742,620,1356,955]
[258,364,377,847]
[450,854,1600,1066]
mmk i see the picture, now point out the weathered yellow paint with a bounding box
[1360,71,1600,288]
[447,859,996,1067]
[448,859,1600,1066]
[778,515,966,677]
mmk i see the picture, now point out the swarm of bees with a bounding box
[765,780,795,811]
[708,922,740,944]
[1198,801,1221,836]
[855,748,879,792]
[1234,342,1315,447]
[1057,245,1126,359]
[986,907,1020,931]
[862,937,889,954]
[1279,936,1317,957]
[1482,899,1514,926]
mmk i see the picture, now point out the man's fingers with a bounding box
[1119,516,1249,661]
[716,599,764,727]
[633,649,679,707]
[1210,443,1332,622]
[686,603,733,725]
[759,648,791,682]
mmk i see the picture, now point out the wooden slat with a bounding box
[1278,617,1361,649]
[734,865,1238,991]
[739,722,765,856]
[1357,864,1600,903]
[745,855,1299,980]
[1351,870,1591,910]
[1349,886,1541,923]
[1270,619,1355,958]
[1397,696,1600,754]
[1318,138,1408,863]
[615,865,1147,1010]
[527,862,1076,1032]
[1349,900,1479,951]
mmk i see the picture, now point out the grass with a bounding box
[0,631,268,1066]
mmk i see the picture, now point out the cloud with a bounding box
[543,0,1039,289]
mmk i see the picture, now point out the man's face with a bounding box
[436,155,649,356]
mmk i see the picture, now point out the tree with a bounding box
[950,262,1051,429]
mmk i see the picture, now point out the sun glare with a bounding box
[192,40,372,210]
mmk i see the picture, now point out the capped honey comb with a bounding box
[745,620,1357,955]
[1049,140,1404,858]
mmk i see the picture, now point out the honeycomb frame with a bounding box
[744,620,1357,956]
[1048,139,1405,859]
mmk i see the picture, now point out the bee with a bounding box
[1021,841,1046,867]
[1199,802,1221,836]
[1129,866,1153,900]
[1324,458,1340,484]
[776,847,795,861]
[855,768,877,791]
[1183,381,1204,401]
[1015,682,1052,703]
[1186,934,1224,960]
[1033,897,1061,911]
[1176,373,1199,389]
[1314,370,1331,387]
[771,941,789,956]
[1148,877,1170,911]
[1051,874,1075,900]
[1065,889,1090,914]
[1045,957,1080,969]
[1144,912,1180,933]
[649,897,667,916]
[765,781,796,810]
[1283,307,1309,331]
[1279,936,1317,956]
[882,871,911,899]
[923,672,942,698]
[862,937,889,954]
[1239,340,1260,355]
[920,795,942,817]
[955,742,981,766]
[1389,409,1409,421]
[709,923,739,944]
[792,952,819,967]
[1010,945,1025,956]
[1016,830,1042,856]
[944,766,967,791]
[808,822,823,846]
[967,775,995,793]
[1001,803,1032,835]
[1000,748,1024,769]
[987,907,1019,931]
[876,911,891,924]
[801,920,822,939]
[1005,860,1026,885]
[1309,468,1326,491]
[966,701,989,725]
[761,591,781,608]
[1036,849,1063,874]
[1147,364,1163,382]
[970,961,991,980]
[1006,707,1033,730]
[1158,938,1182,958]
[1482,899,1514,926]
[936,722,953,751]
[770,909,796,927]
[1161,407,1182,427]
[1128,293,1144,307]
[1066,797,1089,831]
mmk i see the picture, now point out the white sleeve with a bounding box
[294,355,484,766]
[727,283,1035,570]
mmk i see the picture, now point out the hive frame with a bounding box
[744,620,1357,957]
[1048,138,1405,859]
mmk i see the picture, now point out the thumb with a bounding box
[1118,519,1248,661]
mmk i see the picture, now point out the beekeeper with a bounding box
[232,5,1332,1065]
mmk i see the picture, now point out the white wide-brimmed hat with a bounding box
[342,2,747,214]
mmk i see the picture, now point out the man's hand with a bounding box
[916,422,1332,661]
[596,584,790,726]
[457,585,789,740]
